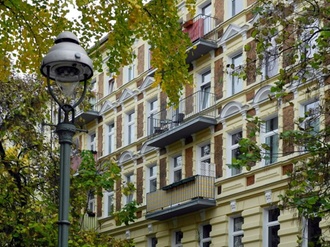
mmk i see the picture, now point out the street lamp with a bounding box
[40,31,93,247]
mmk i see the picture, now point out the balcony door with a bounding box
[202,3,212,35]
[200,70,211,110]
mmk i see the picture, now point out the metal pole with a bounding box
[56,122,76,247]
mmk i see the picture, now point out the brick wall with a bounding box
[98,72,104,98]
[159,157,167,188]
[282,105,294,155]
[116,115,122,149]
[116,178,122,210]
[214,0,224,25]
[246,40,257,86]
[185,147,193,178]
[97,125,103,157]
[137,102,144,139]
[117,67,123,88]
[214,134,223,178]
[214,58,224,100]
[136,167,143,204]
[137,44,145,75]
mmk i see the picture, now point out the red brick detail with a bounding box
[214,134,223,178]
[136,167,143,204]
[214,58,223,100]
[98,73,104,98]
[116,178,122,210]
[246,175,255,186]
[246,90,255,102]
[214,0,224,25]
[217,185,222,195]
[214,122,223,132]
[282,24,295,68]
[283,105,294,155]
[97,125,103,157]
[185,147,193,178]
[137,44,145,75]
[136,78,143,88]
[246,40,257,86]
[116,115,122,149]
[137,103,144,139]
[97,188,102,217]
[282,164,293,175]
[117,67,123,88]
[136,211,142,219]
[137,157,143,165]
[159,157,167,188]
[247,0,256,6]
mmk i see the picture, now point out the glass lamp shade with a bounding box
[55,65,80,97]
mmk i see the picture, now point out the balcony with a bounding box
[183,14,219,64]
[74,93,101,126]
[146,175,216,220]
[146,91,217,148]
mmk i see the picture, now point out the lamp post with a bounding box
[40,31,93,247]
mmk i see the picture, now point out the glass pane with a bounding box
[203,242,211,247]
[203,224,212,238]
[232,132,242,145]
[234,217,244,231]
[174,170,182,182]
[266,117,278,132]
[175,231,183,244]
[150,178,157,192]
[268,225,280,247]
[268,208,280,222]
[234,235,244,247]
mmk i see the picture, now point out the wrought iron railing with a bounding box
[146,175,215,213]
[147,90,216,137]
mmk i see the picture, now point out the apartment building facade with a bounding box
[75,0,330,246]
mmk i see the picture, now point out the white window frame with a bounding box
[171,155,183,183]
[125,173,134,204]
[228,0,244,18]
[147,165,157,193]
[228,53,243,96]
[227,130,242,177]
[301,100,320,133]
[89,132,96,152]
[263,207,280,247]
[301,216,322,247]
[262,36,279,80]
[147,98,158,135]
[198,143,213,176]
[105,122,115,155]
[103,189,114,217]
[125,111,135,145]
[104,69,114,95]
[148,236,157,247]
[199,70,211,110]
[201,3,212,34]
[261,117,279,166]
[172,230,183,247]
[199,223,212,246]
[229,216,244,247]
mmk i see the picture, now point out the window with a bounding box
[228,131,242,176]
[125,173,134,204]
[87,191,95,214]
[148,99,158,135]
[302,101,320,133]
[106,123,115,155]
[104,69,114,95]
[147,165,157,193]
[230,216,244,247]
[200,70,211,110]
[172,155,182,183]
[89,133,96,151]
[302,217,321,247]
[263,117,279,165]
[300,19,319,60]
[126,111,135,145]
[264,208,280,247]
[229,53,243,96]
[173,230,183,247]
[103,190,114,217]
[202,3,212,34]
[262,36,278,80]
[199,143,213,176]
[200,224,212,247]
[229,0,243,18]
[148,236,157,247]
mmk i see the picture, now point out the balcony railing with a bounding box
[183,14,218,43]
[146,175,216,220]
[81,213,98,230]
[147,91,217,147]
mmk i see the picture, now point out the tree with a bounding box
[0,75,137,246]
[1,0,197,106]
[236,0,330,245]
